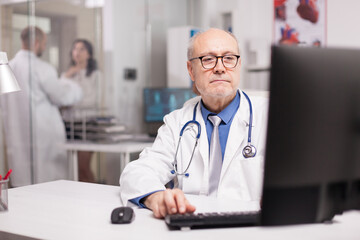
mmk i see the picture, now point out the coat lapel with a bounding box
[179,99,208,169]
[220,90,252,179]
[179,100,209,194]
[196,102,210,194]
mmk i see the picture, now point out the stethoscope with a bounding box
[171,91,257,177]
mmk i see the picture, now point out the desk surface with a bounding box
[63,140,153,153]
[0,181,359,240]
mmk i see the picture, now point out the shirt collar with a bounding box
[200,91,240,124]
[18,49,36,58]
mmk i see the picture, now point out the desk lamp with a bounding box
[0,52,20,94]
[0,51,20,183]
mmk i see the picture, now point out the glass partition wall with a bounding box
[0,0,104,186]
[0,0,270,186]
[0,0,193,186]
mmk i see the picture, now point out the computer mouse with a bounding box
[111,206,135,224]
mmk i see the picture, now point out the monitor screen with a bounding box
[143,88,197,123]
[261,46,360,225]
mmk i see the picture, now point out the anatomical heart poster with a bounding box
[274,0,327,47]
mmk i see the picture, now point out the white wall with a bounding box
[327,0,360,48]
[234,0,273,90]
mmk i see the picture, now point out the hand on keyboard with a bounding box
[143,189,196,219]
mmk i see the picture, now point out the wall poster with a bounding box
[274,0,327,47]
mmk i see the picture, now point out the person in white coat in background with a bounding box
[120,28,268,218]
[1,26,83,187]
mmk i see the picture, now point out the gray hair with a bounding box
[187,28,240,60]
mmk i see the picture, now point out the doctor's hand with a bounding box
[64,65,83,78]
[143,189,196,219]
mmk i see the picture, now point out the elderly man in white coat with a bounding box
[1,26,82,187]
[120,28,268,218]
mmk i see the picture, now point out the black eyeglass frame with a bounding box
[189,54,240,69]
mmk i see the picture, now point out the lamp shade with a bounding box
[0,52,21,94]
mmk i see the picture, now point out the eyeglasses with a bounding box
[189,54,240,69]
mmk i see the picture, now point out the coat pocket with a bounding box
[239,156,264,200]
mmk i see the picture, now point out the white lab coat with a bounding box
[120,90,268,206]
[1,50,82,187]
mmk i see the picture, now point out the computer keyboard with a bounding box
[165,211,261,230]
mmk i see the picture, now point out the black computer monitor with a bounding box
[261,46,360,225]
[143,88,197,136]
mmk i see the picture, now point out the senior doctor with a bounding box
[1,26,82,187]
[120,28,268,218]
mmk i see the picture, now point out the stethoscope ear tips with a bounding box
[170,169,189,177]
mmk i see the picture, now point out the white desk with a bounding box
[0,180,359,240]
[63,140,153,181]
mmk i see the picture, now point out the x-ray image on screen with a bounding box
[143,88,197,123]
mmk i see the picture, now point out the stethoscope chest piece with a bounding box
[242,144,257,158]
